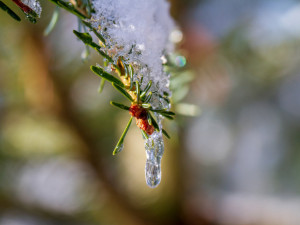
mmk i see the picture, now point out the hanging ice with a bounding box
[144,131,164,188]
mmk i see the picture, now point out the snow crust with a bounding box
[91,0,175,109]
[21,0,42,17]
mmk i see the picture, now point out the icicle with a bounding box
[145,159,161,188]
[144,130,164,188]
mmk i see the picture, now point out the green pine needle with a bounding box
[135,81,140,103]
[73,30,93,44]
[91,66,124,88]
[142,103,151,108]
[112,83,134,102]
[140,80,152,98]
[73,30,113,62]
[162,114,174,120]
[113,116,133,155]
[162,129,170,139]
[141,130,149,139]
[149,113,159,131]
[144,92,152,103]
[149,109,175,116]
[49,0,87,19]
[110,101,130,111]
[81,20,106,44]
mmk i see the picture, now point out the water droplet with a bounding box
[175,56,186,67]
[114,144,124,154]
[169,29,183,43]
[145,159,161,188]
[144,131,164,188]
[25,14,37,24]
[105,64,112,73]
[81,48,90,62]
[161,55,167,64]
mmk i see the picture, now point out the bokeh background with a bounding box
[1,0,300,224]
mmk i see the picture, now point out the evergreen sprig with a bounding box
[3,0,175,155]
